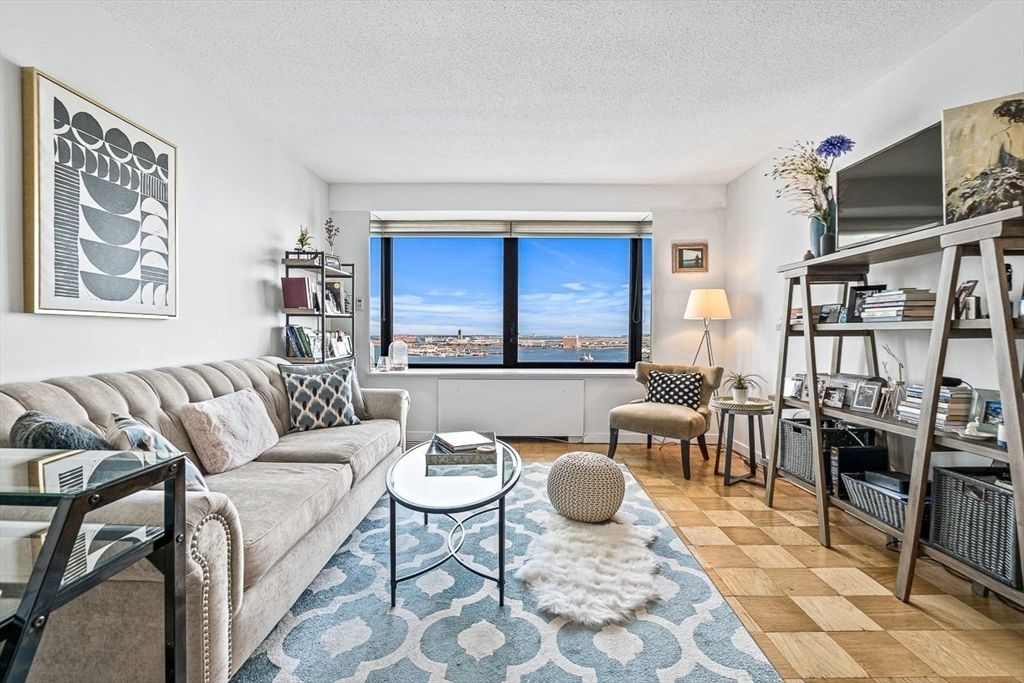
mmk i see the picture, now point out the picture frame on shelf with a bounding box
[801,374,830,403]
[671,243,708,273]
[828,373,867,408]
[822,387,847,409]
[851,380,883,413]
[969,389,1002,434]
[844,284,886,322]
[783,375,804,399]
[954,279,978,319]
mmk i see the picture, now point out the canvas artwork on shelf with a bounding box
[23,68,177,318]
[943,92,1024,223]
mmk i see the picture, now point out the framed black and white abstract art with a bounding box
[23,68,177,318]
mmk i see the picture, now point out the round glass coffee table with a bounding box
[386,439,522,607]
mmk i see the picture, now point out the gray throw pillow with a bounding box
[278,358,371,420]
[105,414,209,491]
[11,411,110,450]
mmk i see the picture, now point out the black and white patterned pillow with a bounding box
[283,368,361,432]
[645,371,703,409]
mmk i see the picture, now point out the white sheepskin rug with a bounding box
[516,512,661,626]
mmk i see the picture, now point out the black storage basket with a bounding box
[929,467,1020,589]
[779,418,875,485]
[841,473,929,536]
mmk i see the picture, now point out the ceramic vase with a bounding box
[809,218,825,257]
[732,388,749,404]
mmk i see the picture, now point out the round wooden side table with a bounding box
[710,397,773,486]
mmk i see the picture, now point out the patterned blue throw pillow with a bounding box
[105,414,209,491]
[283,367,361,432]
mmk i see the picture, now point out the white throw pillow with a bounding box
[179,389,279,474]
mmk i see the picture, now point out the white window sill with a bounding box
[367,367,636,380]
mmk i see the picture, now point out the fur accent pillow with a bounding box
[283,367,360,432]
[105,414,209,491]
[179,389,279,474]
[11,411,109,450]
[278,358,371,420]
[645,371,703,409]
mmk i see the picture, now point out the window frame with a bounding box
[376,236,647,369]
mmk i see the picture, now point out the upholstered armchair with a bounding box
[607,362,724,479]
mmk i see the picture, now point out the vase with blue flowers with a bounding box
[770,135,854,257]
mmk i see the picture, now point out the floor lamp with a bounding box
[684,288,732,367]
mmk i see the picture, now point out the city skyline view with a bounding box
[370,237,652,338]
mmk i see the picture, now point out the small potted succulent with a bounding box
[723,371,766,404]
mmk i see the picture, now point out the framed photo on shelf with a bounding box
[822,387,847,409]
[672,243,708,273]
[22,68,177,318]
[783,375,804,399]
[851,380,883,413]
[828,373,866,408]
[954,280,978,319]
[844,285,886,322]
[969,389,1002,434]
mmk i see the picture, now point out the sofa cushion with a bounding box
[282,369,360,432]
[180,389,280,474]
[258,419,401,483]
[11,410,110,450]
[278,358,371,421]
[105,413,209,491]
[205,461,353,588]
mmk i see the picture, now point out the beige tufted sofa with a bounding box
[0,357,410,683]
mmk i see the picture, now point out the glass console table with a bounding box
[0,449,186,683]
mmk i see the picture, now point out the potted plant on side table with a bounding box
[723,371,766,404]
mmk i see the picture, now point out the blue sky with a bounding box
[371,237,651,337]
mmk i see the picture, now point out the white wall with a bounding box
[330,183,728,442]
[724,0,1024,462]
[0,1,328,383]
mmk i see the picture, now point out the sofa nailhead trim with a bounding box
[190,514,233,683]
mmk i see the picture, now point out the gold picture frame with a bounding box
[672,242,708,273]
[23,67,178,318]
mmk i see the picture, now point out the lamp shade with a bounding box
[684,289,732,320]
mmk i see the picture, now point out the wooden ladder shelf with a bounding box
[763,207,1024,605]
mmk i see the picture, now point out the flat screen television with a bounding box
[835,123,944,249]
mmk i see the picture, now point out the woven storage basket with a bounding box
[929,467,1021,589]
[841,473,929,536]
[779,418,875,486]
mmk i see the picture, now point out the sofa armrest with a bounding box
[92,489,243,682]
[363,387,411,450]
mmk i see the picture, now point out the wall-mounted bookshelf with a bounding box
[281,251,356,364]
[764,207,1024,605]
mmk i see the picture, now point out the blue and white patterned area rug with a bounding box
[233,464,782,683]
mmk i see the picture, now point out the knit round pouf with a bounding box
[547,451,626,523]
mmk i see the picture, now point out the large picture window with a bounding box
[371,233,651,368]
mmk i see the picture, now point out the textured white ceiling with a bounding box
[100,0,987,185]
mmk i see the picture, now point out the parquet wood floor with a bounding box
[509,439,1024,683]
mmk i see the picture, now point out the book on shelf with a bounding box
[864,288,937,303]
[905,385,972,399]
[281,277,323,312]
[434,431,495,452]
[282,277,310,309]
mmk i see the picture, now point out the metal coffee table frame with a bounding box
[386,443,521,608]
